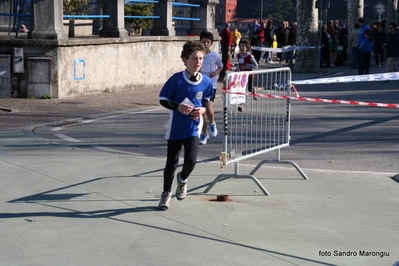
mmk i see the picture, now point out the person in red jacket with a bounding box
[219,23,232,80]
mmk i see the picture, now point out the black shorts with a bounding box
[210,89,217,102]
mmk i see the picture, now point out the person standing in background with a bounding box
[258,21,266,61]
[328,29,338,68]
[358,30,373,75]
[357,17,370,71]
[263,20,274,63]
[320,24,330,68]
[384,22,399,72]
[250,30,262,64]
[231,27,242,59]
[219,23,232,80]
[348,23,360,69]
[372,24,385,67]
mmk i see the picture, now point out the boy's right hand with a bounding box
[178,103,194,115]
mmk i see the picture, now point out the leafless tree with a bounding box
[386,0,398,24]
[293,0,319,72]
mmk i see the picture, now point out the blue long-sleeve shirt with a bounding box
[359,38,374,53]
[358,24,370,46]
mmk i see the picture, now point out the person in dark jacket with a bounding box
[276,21,293,63]
[384,22,399,72]
[263,20,275,62]
[250,30,263,63]
[320,24,330,68]
[372,23,385,67]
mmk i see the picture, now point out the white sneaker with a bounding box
[199,133,209,145]
[158,191,171,210]
[175,172,187,200]
[209,123,218,137]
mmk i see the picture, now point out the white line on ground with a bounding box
[53,133,81,143]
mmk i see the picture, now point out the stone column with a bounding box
[0,1,11,31]
[151,0,175,36]
[99,0,128,37]
[31,0,67,40]
[189,0,219,37]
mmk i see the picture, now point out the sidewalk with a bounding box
[1,63,398,266]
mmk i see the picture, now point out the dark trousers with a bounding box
[320,46,330,67]
[247,77,253,92]
[163,137,199,192]
[351,47,358,68]
[359,52,371,75]
[374,45,384,65]
[263,42,271,60]
[221,46,230,77]
[252,50,261,64]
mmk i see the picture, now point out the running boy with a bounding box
[199,31,223,145]
[158,41,214,210]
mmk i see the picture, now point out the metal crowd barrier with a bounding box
[204,67,308,196]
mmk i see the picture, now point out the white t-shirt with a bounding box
[200,50,223,89]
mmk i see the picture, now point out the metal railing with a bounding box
[204,68,308,196]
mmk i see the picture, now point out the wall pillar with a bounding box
[151,0,175,36]
[31,0,67,40]
[99,0,128,37]
[189,0,219,37]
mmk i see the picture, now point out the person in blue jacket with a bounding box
[158,41,214,210]
[357,17,370,71]
[358,30,374,75]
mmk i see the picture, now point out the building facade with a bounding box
[215,0,238,26]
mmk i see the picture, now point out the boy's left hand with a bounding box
[189,107,205,120]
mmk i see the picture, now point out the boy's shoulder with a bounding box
[206,50,220,57]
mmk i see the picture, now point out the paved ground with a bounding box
[1,62,399,266]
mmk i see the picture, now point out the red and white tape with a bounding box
[223,83,399,109]
[257,93,399,108]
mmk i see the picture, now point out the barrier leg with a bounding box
[249,159,309,180]
[204,174,270,196]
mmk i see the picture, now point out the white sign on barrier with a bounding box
[227,72,248,105]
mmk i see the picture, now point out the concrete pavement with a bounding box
[1,63,399,266]
[1,128,398,266]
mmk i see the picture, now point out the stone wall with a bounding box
[0,35,220,98]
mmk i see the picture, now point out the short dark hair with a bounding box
[200,31,214,44]
[389,22,397,28]
[358,17,365,23]
[180,41,205,59]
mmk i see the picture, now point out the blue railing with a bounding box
[0,0,202,38]
[63,15,110,19]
